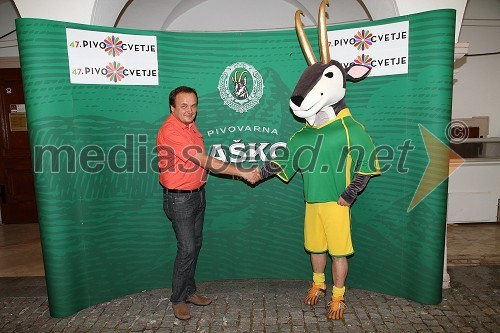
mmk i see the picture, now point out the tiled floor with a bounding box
[1,266,499,332]
[0,224,44,277]
[0,222,498,277]
[1,222,498,332]
[447,222,500,266]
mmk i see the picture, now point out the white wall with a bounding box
[446,0,500,225]
[158,0,369,31]
[2,0,497,137]
[395,0,467,43]
[453,0,500,137]
[0,1,19,57]
[448,160,500,223]
[13,0,95,24]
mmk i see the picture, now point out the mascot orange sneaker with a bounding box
[304,282,326,305]
[326,295,347,320]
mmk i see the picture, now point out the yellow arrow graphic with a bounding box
[407,125,465,212]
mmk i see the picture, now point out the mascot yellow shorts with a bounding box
[304,201,354,257]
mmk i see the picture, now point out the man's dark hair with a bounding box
[169,86,198,107]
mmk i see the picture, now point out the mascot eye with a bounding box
[325,72,334,78]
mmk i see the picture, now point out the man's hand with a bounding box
[241,168,261,184]
[337,196,351,206]
[251,168,262,184]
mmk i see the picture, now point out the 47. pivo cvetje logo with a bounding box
[68,35,156,57]
[71,61,158,83]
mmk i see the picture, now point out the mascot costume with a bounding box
[258,0,380,320]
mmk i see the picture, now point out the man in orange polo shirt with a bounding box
[156,86,258,320]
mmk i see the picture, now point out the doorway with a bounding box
[0,68,38,223]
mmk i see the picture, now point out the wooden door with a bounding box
[0,68,38,223]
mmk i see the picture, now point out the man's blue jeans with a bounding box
[163,188,206,304]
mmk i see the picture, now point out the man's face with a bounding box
[171,92,198,125]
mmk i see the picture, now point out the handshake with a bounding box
[238,167,262,185]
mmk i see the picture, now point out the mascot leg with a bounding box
[327,258,348,319]
[304,270,326,305]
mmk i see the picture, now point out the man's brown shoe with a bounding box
[172,302,191,320]
[186,293,212,306]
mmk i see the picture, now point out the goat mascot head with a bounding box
[290,0,371,126]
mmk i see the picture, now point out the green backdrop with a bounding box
[15,9,456,317]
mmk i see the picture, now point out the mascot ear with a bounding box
[345,64,371,82]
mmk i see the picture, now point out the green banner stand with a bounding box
[16,9,455,317]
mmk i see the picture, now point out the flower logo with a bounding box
[104,35,124,57]
[353,30,373,51]
[105,61,125,82]
[354,54,373,68]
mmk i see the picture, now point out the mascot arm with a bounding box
[340,173,371,205]
[259,161,282,179]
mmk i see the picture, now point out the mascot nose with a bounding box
[291,96,304,107]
